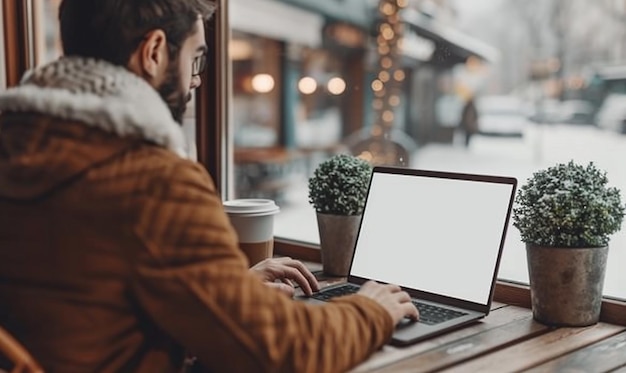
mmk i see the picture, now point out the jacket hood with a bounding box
[0,57,189,201]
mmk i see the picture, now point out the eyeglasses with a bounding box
[192,54,207,76]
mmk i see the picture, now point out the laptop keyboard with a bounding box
[311,284,468,325]
[411,301,467,325]
[311,283,361,300]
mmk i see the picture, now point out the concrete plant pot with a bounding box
[526,244,608,327]
[316,213,362,277]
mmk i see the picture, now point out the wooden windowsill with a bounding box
[275,238,626,326]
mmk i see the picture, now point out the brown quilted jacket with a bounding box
[0,59,393,373]
[0,114,393,373]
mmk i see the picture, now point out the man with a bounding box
[459,97,479,147]
[0,1,418,372]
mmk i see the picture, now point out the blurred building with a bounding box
[229,0,499,198]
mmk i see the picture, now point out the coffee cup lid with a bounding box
[223,199,280,217]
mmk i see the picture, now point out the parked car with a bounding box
[476,95,529,137]
[557,99,595,125]
[595,93,626,134]
[528,99,562,124]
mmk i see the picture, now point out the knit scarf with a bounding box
[0,57,188,158]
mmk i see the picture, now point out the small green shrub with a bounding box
[308,154,373,215]
[513,160,625,247]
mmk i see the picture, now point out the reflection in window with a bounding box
[231,33,281,149]
[229,0,626,300]
[35,0,63,65]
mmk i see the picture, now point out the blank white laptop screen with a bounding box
[350,171,514,305]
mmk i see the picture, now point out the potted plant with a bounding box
[308,154,373,276]
[512,160,625,326]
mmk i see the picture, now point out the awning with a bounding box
[596,65,626,81]
[278,0,371,29]
[230,0,324,47]
[401,9,500,67]
[230,1,499,66]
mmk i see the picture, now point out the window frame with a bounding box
[2,0,30,88]
[196,0,231,193]
[0,3,5,89]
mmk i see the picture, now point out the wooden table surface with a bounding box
[352,301,626,372]
[301,264,626,373]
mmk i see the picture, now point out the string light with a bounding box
[298,76,317,94]
[381,3,395,16]
[251,73,275,93]
[371,79,384,92]
[393,69,405,81]
[381,57,393,69]
[366,0,409,166]
[327,77,346,95]
[382,110,394,123]
[372,0,406,122]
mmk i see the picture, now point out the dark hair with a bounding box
[59,0,216,66]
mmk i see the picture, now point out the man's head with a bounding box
[59,0,216,123]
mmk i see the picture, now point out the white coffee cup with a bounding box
[223,199,280,266]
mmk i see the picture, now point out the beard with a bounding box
[157,62,192,124]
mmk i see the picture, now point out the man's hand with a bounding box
[250,257,320,297]
[357,281,419,324]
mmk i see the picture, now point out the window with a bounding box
[229,0,626,301]
[0,3,5,89]
[34,0,62,65]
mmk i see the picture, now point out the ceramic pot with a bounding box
[526,244,608,326]
[316,213,362,277]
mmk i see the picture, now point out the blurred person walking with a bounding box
[459,97,479,147]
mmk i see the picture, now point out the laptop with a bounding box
[302,166,517,346]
